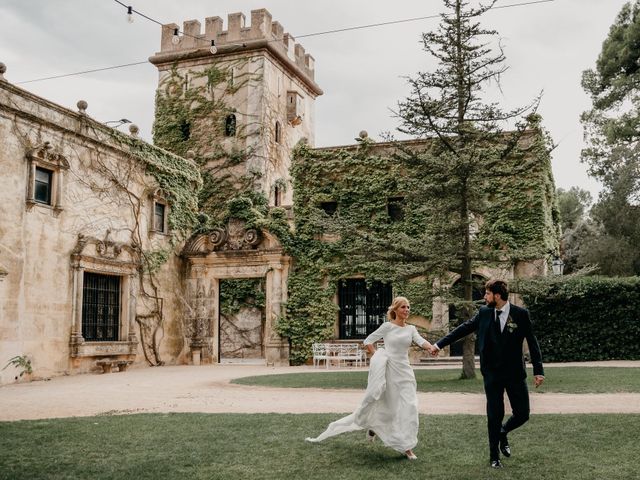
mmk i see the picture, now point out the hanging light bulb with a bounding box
[171,28,180,45]
[126,6,134,24]
[210,40,218,55]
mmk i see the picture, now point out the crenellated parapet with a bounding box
[149,9,321,95]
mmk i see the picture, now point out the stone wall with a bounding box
[0,78,192,384]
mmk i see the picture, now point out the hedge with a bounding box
[515,276,640,362]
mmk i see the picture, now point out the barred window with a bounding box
[82,272,121,342]
[338,279,392,339]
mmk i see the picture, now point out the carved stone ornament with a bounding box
[71,230,136,261]
[27,141,70,170]
[96,230,122,259]
[182,218,262,255]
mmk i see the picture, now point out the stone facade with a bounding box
[149,8,322,209]
[0,8,560,382]
[0,78,195,384]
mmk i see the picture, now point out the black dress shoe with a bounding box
[499,433,511,457]
[490,459,503,469]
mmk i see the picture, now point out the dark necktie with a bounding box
[495,310,503,330]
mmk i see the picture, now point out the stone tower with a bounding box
[149,9,323,208]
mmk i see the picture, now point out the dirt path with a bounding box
[1,363,639,421]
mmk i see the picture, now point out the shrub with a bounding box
[515,276,640,361]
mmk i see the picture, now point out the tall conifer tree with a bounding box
[395,0,540,378]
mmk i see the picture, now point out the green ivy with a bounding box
[220,279,266,317]
[152,61,265,232]
[276,133,560,365]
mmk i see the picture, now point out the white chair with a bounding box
[312,343,329,368]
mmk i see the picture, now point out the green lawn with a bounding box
[232,367,640,393]
[0,413,638,480]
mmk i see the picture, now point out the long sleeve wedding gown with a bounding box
[305,322,427,453]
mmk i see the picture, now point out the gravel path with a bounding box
[1,362,639,421]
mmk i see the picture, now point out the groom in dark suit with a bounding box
[430,279,544,468]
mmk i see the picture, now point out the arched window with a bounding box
[275,121,281,144]
[225,114,237,137]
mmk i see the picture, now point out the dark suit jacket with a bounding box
[436,304,544,381]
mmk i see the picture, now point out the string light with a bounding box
[16,0,557,84]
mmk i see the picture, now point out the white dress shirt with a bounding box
[496,301,511,332]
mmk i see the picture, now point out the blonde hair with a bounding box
[387,296,410,321]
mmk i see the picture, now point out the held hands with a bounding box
[425,343,440,357]
[533,375,545,388]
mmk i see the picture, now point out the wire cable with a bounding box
[16,0,556,84]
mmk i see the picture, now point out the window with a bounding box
[320,201,337,216]
[26,142,69,213]
[387,196,405,222]
[339,279,392,339]
[34,167,53,205]
[275,121,282,144]
[82,272,121,342]
[150,190,169,235]
[180,120,191,141]
[154,202,166,233]
[274,185,281,207]
[225,114,237,136]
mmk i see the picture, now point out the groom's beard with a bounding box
[487,300,497,308]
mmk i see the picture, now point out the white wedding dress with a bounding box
[306,322,428,452]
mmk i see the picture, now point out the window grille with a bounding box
[82,272,121,342]
[339,279,392,339]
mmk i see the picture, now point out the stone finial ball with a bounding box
[185,150,196,159]
[359,130,368,139]
[129,124,140,136]
[77,100,88,112]
[0,63,6,74]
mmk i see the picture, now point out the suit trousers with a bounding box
[483,375,530,459]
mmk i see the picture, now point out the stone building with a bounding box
[0,65,201,384]
[0,8,560,383]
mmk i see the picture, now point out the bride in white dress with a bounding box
[306,297,434,460]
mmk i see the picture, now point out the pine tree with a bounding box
[395,0,540,378]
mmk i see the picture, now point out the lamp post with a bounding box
[551,257,565,276]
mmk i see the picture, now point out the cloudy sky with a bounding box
[0,0,629,199]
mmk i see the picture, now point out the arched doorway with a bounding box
[448,275,486,356]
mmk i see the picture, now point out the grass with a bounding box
[232,367,640,393]
[0,413,638,480]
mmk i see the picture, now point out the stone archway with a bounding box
[182,221,290,366]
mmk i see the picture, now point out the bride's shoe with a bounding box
[366,430,376,443]
[405,450,418,460]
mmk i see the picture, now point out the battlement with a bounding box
[155,9,316,81]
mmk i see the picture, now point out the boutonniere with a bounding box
[505,316,518,333]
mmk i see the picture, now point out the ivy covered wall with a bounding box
[276,133,560,364]
[149,61,560,367]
